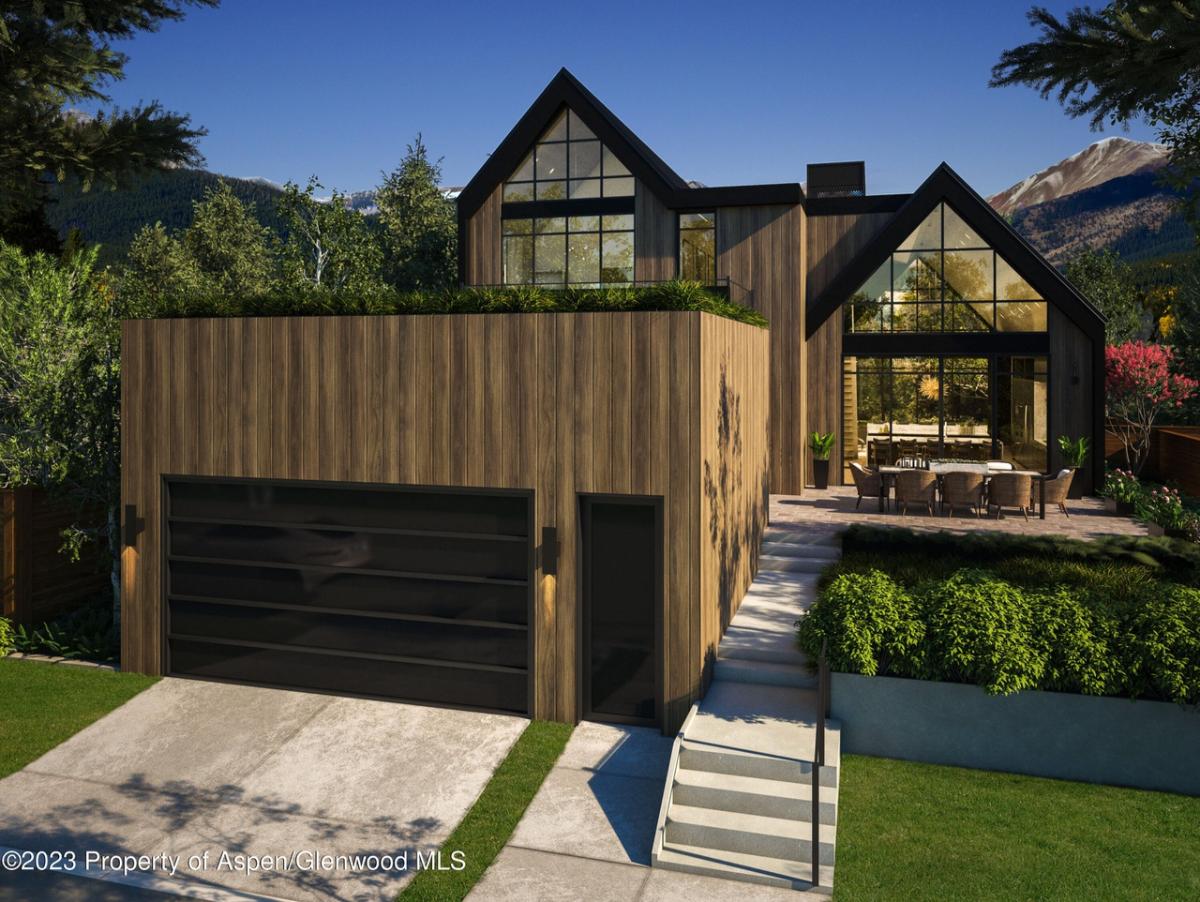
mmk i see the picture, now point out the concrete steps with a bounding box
[652,524,843,892]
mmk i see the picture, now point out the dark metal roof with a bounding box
[456,69,803,221]
[806,162,1105,342]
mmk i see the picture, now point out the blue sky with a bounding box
[93,0,1159,196]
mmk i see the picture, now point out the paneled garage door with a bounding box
[164,478,531,714]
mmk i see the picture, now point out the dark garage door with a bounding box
[164,478,531,714]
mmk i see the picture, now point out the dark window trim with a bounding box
[807,194,909,215]
[677,210,716,284]
[502,197,634,219]
[843,333,1049,356]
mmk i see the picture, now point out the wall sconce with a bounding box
[541,526,558,575]
[123,504,143,548]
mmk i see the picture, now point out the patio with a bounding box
[771,486,1150,541]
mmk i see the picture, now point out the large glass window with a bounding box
[679,212,716,284]
[503,214,633,287]
[504,109,634,203]
[842,355,1047,478]
[844,202,1047,334]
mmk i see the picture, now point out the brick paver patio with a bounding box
[771,486,1151,541]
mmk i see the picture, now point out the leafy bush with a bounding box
[796,570,922,677]
[921,570,1043,695]
[130,279,770,328]
[1140,485,1188,530]
[1057,435,1090,469]
[11,599,118,662]
[0,616,13,657]
[1102,468,1144,505]
[798,529,1200,703]
[808,432,836,461]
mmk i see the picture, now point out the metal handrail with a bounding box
[811,638,829,886]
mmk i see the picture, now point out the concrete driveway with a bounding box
[0,678,526,901]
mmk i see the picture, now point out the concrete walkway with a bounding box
[469,722,818,901]
[0,677,526,901]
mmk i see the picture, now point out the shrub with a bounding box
[1031,587,1121,696]
[1140,485,1188,531]
[920,570,1044,695]
[0,616,13,657]
[1123,584,1200,705]
[1102,468,1144,505]
[796,569,922,677]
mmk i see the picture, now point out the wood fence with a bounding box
[1,487,108,625]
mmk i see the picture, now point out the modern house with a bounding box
[457,69,1106,495]
[118,69,1103,737]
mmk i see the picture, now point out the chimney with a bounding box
[806,162,866,198]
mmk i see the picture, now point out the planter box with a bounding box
[812,458,830,490]
[1104,498,1136,517]
[831,672,1200,796]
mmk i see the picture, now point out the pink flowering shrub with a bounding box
[1140,485,1187,530]
[1106,341,1199,473]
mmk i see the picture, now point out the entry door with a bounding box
[581,497,661,726]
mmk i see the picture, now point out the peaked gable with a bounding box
[457,68,689,221]
[807,163,1105,343]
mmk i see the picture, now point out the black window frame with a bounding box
[677,211,716,286]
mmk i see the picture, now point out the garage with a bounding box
[163,477,532,714]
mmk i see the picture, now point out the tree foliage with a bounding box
[0,1,217,247]
[1105,340,1199,471]
[991,2,1200,232]
[376,136,457,291]
[0,240,123,610]
[277,178,385,294]
[1064,248,1148,342]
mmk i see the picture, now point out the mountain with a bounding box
[47,169,290,265]
[989,138,1192,266]
[989,137,1170,217]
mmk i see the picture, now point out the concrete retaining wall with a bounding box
[831,673,1200,796]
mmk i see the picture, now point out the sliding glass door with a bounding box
[843,355,1047,479]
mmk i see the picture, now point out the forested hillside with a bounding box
[46,169,289,264]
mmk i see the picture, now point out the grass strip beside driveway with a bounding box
[400,719,573,902]
[0,658,159,779]
[836,753,1200,900]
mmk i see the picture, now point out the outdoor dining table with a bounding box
[876,465,1049,519]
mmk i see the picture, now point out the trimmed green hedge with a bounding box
[797,528,1200,704]
[131,280,769,328]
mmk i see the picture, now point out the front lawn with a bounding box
[836,754,1200,900]
[0,658,158,778]
[399,719,573,902]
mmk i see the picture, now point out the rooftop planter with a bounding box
[128,280,769,329]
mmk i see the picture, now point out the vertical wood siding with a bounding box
[716,204,806,495]
[1049,306,1096,489]
[805,212,893,486]
[121,312,768,734]
[465,183,503,285]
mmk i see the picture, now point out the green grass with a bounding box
[836,754,1200,901]
[399,719,573,902]
[0,658,158,778]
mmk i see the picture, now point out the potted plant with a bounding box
[1101,469,1142,517]
[1056,435,1089,499]
[1139,486,1186,537]
[809,432,835,490]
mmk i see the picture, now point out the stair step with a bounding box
[665,804,837,862]
[759,555,833,574]
[655,841,834,892]
[763,529,842,549]
[679,740,839,787]
[672,767,838,824]
[717,625,807,666]
[761,541,841,560]
[713,656,816,688]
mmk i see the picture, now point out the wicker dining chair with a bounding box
[941,471,986,518]
[1041,468,1074,517]
[894,469,938,516]
[849,462,883,510]
[988,472,1034,520]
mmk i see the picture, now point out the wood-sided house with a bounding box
[457,69,1106,495]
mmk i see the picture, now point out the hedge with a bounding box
[129,280,770,328]
[797,530,1200,704]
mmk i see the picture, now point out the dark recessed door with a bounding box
[163,477,531,714]
[582,497,661,726]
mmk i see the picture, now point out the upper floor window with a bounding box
[844,202,1047,334]
[503,108,634,202]
[503,214,634,287]
[679,212,715,284]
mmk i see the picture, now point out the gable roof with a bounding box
[456,68,690,220]
[806,163,1106,343]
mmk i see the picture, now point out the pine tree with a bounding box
[376,136,457,290]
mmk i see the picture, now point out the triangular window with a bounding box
[504,108,634,202]
[845,202,1046,333]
